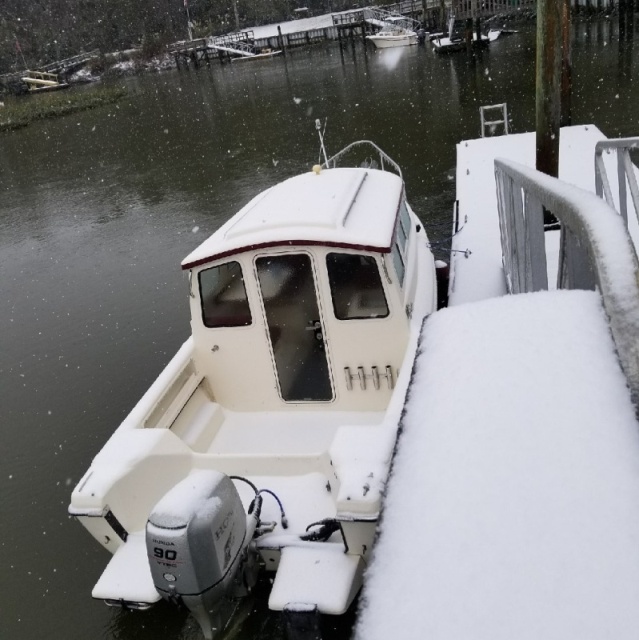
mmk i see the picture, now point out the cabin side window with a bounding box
[199,261,252,328]
[391,200,411,287]
[399,201,411,246]
[326,253,389,320]
[391,243,405,286]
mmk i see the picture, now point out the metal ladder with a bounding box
[480,103,509,137]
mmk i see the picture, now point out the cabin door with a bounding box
[255,253,333,402]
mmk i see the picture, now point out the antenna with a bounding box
[316,118,329,167]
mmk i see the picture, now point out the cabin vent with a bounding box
[344,366,394,391]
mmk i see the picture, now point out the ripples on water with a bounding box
[0,21,636,640]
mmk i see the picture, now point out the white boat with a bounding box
[366,28,418,49]
[432,18,500,53]
[68,140,437,639]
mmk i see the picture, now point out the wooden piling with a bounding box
[535,0,562,179]
[278,26,286,56]
[465,18,473,53]
[560,0,572,126]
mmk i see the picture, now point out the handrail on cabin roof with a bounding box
[323,140,403,181]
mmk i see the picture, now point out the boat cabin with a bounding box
[182,166,422,413]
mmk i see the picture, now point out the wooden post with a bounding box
[535,0,562,179]
[465,18,473,52]
[277,26,287,56]
[560,0,572,126]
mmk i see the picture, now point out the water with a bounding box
[0,22,637,640]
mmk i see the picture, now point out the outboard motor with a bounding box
[146,470,260,639]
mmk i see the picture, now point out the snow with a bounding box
[356,289,639,640]
[148,470,224,529]
[450,125,636,307]
[92,532,160,603]
[329,424,396,514]
[181,168,402,269]
[268,545,361,614]
[248,14,336,40]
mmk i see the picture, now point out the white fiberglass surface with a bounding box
[233,472,337,535]
[209,410,384,455]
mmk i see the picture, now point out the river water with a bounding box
[0,21,637,640]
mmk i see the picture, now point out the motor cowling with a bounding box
[146,470,249,639]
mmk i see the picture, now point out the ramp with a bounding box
[356,289,639,640]
[450,125,639,306]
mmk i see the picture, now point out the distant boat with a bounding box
[367,28,418,49]
[21,70,69,92]
[432,18,501,53]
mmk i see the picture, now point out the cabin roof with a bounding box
[181,168,403,270]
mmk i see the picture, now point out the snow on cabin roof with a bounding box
[181,167,403,270]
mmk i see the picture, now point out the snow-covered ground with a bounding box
[357,288,639,640]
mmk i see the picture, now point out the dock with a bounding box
[358,287,639,640]
[167,0,536,66]
[0,49,99,93]
[355,125,639,639]
[450,125,639,305]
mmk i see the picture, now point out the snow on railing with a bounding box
[494,157,639,409]
[362,7,420,31]
[323,140,403,179]
[594,138,639,228]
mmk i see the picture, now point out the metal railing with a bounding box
[362,7,420,31]
[594,137,639,227]
[323,140,403,179]
[494,157,639,408]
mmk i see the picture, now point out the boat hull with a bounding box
[367,33,418,49]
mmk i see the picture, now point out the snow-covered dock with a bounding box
[357,288,639,640]
[449,125,639,306]
[355,124,639,639]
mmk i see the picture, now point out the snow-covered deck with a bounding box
[450,124,639,306]
[356,124,639,638]
[357,289,639,640]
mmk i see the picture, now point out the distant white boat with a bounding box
[367,28,418,49]
[432,18,501,53]
[69,139,438,639]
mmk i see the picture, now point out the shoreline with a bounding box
[0,85,127,133]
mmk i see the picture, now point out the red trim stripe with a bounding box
[182,239,392,270]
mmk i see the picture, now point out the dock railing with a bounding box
[362,7,421,30]
[594,138,639,227]
[494,157,639,408]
